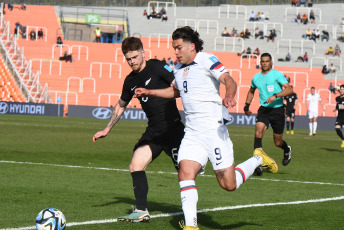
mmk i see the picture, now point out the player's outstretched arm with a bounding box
[92,99,128,143]
[244,87,256,115]
[134,86,180,99]
[218,73,237,110]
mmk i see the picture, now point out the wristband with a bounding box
[244,103,250,111]
[273,93,278,98]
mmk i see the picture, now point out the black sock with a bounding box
[131,171,148,211]
[279,140,289,153]
[336,128,344,140]
[291,121,294,130]
[286,121,290,131]
[254,137,262,149]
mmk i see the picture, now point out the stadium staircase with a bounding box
[1,4,343,117]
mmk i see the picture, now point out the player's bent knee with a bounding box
[220,183,236,191]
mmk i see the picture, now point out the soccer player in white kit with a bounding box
[306,87,325,136]
[134,26,276,230]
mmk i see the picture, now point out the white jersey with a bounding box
[307,93,321,111]
[173,52,229,133]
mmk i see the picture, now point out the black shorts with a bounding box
[256,106,285,134]
[134,121,185,170]
[285,108,295,118]
[335,117,344,127]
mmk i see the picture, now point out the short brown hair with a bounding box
[121,37,143,55]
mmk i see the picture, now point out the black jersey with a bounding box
[121,59,181,135]
[284,93,298,110]
[335,95,344,118]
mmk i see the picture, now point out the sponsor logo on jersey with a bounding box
[164,64,173,72]
[131,86,137,91]
[92,107,112,119]
[145,78,151,86]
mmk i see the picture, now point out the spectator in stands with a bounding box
[143,9,147,16]
[330,63,336,74]
[7,2,13,11]
[257,11,262,20]
[161,12,168,21]
[309,29,317,42]
[14,22,20,38]
[231,27,238,37]
[286,53,291,61]
[20,25,26,39]
[242,28,251,39]
[325,46,334,55]
[249,11,256,21]
[254,27,264,39]
[253,47,260,56]
[20,3,26,10]
[305,28,312,39]
[167,57,174,68]
[299,0,306,7]
[94,27,101,42]
[294,13,301,23]
[338,33,344,42]
[341,17,344,25]
[309,10,315,22]
[322,65,330,75]
[301,13,308,24]
[329,82,336,94]
[303,52,309,62]
[147,7,157,19]
[266,29,276,42]
[321,30,329,42]
[56,36,63,46]
[30,30,36,40]
[334,44,341,56]
[295,52,308,62]
[162,57,166,64]
[237,47,251,57]
[315,29,320,40]
[159,7,166,16]
[291,0,298,6]
[66,53,73,63]
[38,28,43,39]
[221,27,229,37]
[261,12,267,20]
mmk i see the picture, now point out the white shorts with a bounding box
[177,126,234,173]
[308,110,318,119]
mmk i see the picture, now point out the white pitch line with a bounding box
[1,160,344,187]
[2,196,344,230]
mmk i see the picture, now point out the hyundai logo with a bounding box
[223,114,234,125]
[0,102,9,114]
[92,107,112,119]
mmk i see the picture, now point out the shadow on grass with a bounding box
[321,148,343,152]
[94,196,181,214]
[170,213,262,229]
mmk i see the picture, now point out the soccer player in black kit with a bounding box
[284,86,298,135]
[333,84,344,148]
[93,37,184,222]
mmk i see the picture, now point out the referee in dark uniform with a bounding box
[334,84,344,148]
[93,37,184,222]
[284,86,298,135]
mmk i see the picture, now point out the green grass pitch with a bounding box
[0,115,343,229]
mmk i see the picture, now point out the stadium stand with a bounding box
[0,3,343,117]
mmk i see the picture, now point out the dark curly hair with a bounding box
[172,26,203,52]
[121,37,143,55]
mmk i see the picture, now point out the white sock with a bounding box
[309,122,313,134]
[313,122,317,133]
[235,156,262,189]
[180,180,198,227]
